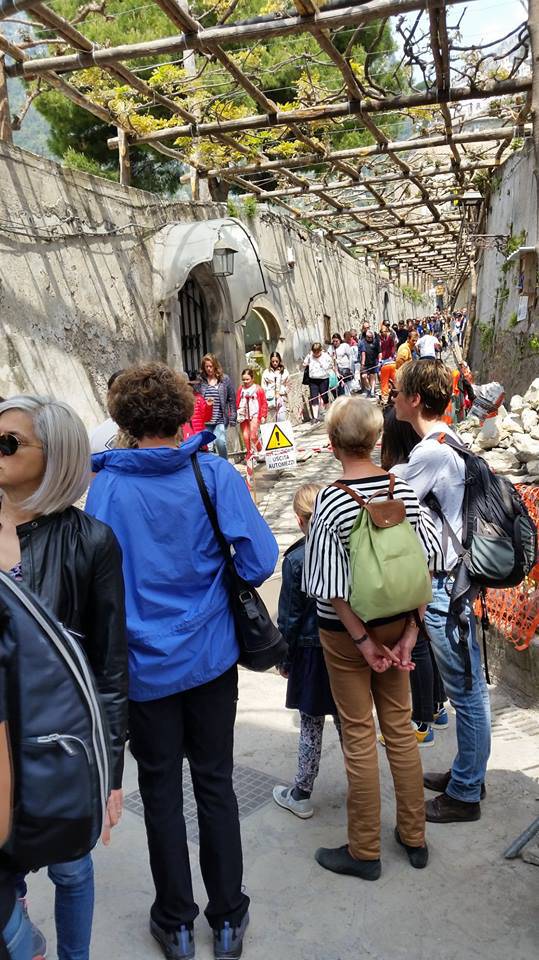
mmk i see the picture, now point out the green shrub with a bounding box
[243,196,258,218]
[63,148,118,182]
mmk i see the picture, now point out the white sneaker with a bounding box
[272,785,314,819]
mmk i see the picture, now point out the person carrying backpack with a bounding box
[392,360,498,823]
[0,396,128,960]
[304,397,441,880]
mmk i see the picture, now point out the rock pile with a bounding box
[456,377,539,481]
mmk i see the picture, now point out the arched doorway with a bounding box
[243,306,282,381]
[178,276,208,379]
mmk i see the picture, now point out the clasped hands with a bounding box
[354,623,418,674]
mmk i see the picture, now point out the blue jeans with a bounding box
[2,900,32,960]
[424,576,491,803]
[209,422,228,459]
[48,854,94,960]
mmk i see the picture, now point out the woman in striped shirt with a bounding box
[304,397,437,880]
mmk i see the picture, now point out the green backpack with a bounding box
[334,475,432,625]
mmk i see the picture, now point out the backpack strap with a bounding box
[333,473,395,506]
[332,481,366,507]
[424,492,466,562]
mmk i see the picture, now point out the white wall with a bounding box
[0,141,424,425]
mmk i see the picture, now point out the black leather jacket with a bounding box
[15,507,128,789]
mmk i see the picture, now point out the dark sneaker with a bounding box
[315,845,381,880]
[423,770,486,800]
[150,919,195,960]
[213,911,249,960]
[394,828,429,869]
[18,898,47,959]
[425,793,481,823]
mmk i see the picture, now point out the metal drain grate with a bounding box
[124,763,276,843]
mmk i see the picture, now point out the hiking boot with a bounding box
[213,911,249,960]
[315,845,381,880]
[272,785,314,819]
[18,898,47,959]
[423,770,486,800]
[394,828,429,869]
[150,919,195,960]
[433,706,449,728]
[425,793,481,823]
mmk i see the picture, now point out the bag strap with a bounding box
[333,480,366,507]
[190,454,233,569]
[424,491,466,561]
[333,472,396,506]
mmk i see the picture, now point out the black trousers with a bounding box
[410,629,446,724]
[129,666,249,931]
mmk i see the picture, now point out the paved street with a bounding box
[24,428,539,960]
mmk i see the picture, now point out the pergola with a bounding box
[0,0,534,298]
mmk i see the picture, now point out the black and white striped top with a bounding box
[203,384,223,425]
[303,474,443,630]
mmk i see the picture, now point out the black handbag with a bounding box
[302,364,310,386]
[191,455,288,671]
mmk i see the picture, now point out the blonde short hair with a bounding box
[293,482,323,521]
[326,396,383,456]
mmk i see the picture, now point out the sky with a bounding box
[400,0,527,52]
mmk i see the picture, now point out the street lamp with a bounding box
[211,234,237,277]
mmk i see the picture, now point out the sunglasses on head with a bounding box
[0,433,42,456]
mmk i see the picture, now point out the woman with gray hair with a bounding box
[0,396,128,960]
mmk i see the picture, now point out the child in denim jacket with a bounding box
[273,483,341,819]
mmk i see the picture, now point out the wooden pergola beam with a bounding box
[100,82,530,148]
[237,161,499,201]
[5,0,480,73]
[201,125,529,178]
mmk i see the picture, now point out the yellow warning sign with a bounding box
[265,424,293,450]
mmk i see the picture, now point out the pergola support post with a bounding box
[0,55,12,144]
[117,127,131,186]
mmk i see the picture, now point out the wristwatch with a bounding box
[353,632,369,647]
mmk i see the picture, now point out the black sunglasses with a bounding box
[0,433,42,456]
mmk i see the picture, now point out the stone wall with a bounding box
[0,142,420,428]
[469,139,539,397]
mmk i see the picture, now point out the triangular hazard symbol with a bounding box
[266,424,293,450]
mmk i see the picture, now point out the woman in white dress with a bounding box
[261,352,290,423]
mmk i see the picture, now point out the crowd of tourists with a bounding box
[301,310,470,418]
[0,342,535,960]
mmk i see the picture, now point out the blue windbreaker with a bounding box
[86,433,278,701]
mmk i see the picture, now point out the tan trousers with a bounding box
[320,627,425,860]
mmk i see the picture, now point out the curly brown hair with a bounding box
[108,362,194,440]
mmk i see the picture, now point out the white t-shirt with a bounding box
[334,342,352,371]
[392,423,465,572]
[304,351,334,379]
[89,417,118,454]
[416,334,440,358]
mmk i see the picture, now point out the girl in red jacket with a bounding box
[236,368,268,459]
[182,380,213,441]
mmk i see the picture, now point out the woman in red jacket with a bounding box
[236,368,268,459]
[182,380,213,441]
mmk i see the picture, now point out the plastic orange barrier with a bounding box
[475,486,539,650]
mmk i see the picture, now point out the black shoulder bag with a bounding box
[191,455,288,671]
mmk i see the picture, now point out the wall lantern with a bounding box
[211,235,238,277]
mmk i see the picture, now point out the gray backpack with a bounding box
[0,572,111,872]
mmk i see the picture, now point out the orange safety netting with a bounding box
[474,486,539,651]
